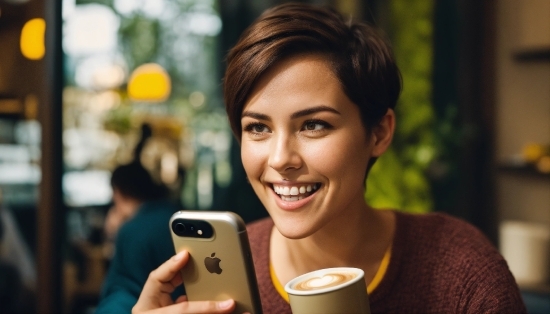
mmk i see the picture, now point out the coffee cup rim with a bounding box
[284,267,365,296]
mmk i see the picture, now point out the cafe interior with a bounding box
[0,0,549,313]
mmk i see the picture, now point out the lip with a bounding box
[269,183,318,211]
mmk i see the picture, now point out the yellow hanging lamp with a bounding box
[20,18,46,60]
[127,63,171,102]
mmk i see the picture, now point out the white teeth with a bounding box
[281,195,305,201]
[273,183,319,198]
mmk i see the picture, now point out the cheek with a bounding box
[241,141,267,178]
[304,136,370,180]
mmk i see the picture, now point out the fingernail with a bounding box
[173,251,185,261]
[217,299,233,309]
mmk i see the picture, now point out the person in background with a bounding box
[95,124,183,313]
[120,3,526,313]
[103,124,164,244]
[104,161,169,245]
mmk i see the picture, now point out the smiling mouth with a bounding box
[272,183,320,201]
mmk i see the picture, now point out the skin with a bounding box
[104,188,142,240]
[135,53,396,312]
[132,251,236,314]
[241,54,396,288]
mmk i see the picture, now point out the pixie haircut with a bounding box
[223,2,402,140]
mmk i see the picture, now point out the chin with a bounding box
[272,215,317,240]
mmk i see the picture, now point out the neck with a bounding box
[271,204,395,284]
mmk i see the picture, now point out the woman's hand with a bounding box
[132,250,236,313]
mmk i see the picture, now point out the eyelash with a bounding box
[302,119,332,132]
[242,119,333,135]
[243,122,270,134]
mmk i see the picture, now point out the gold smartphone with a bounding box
[169,210,263,314]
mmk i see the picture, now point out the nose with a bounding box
[268,133,302,173]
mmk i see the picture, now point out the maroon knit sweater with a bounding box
[246,211,526,314]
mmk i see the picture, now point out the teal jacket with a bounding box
[95,201,183,313]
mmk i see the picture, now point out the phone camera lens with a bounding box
[172,219,212,238]
[174,222,186,234]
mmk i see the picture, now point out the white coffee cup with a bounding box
[284,267,370,314]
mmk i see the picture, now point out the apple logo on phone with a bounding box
[204,252,222,274]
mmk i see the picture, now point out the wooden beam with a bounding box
[37,0,64,312]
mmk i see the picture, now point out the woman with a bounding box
[132,3,526,313]
[96,124,182,314]
[103,123,170,243]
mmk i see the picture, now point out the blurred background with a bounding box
[0,0,548,313]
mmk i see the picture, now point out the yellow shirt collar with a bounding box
[270,245,392,302]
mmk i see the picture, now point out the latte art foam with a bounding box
[292,272,357,291]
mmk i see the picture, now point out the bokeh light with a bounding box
[20,18,46,60]
[127,63,171,102]
[63,4,119,56]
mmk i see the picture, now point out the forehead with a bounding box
[244,54,346,112]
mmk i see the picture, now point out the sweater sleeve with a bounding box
[438,220,528,314]
[459,257,527,314]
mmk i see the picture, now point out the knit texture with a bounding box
[247,211,527,314]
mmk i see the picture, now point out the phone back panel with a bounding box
[170,211,262,314]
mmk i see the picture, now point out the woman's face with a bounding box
[240,54,382,239]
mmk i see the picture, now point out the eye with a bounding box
[302,119,331,132]
[243,122,270,134]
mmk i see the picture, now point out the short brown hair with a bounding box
[223,2,402,141]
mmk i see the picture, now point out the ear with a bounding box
[371,109,395,157]
[112,188,123,201]
[112,188,132,204]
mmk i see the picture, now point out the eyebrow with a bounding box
[241,111,271,121]
[241,105,340,121]
[290,105,340,119]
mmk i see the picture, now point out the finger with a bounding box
[134,251,188,311]
[146,251,188,294]
[135,299,235,314]
[175,295,187,304]
[176,299,236,314]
